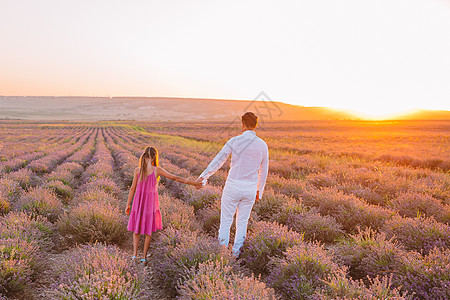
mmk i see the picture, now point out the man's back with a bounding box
[227,130,268,187]
[199,129,269,198]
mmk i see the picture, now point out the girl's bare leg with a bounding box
[133,233,140,257]
[143,234,152,260]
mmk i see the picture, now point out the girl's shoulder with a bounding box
[134,167,140,175]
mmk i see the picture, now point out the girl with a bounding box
[125,146,202,264]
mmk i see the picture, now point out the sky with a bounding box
[1,0,449,118]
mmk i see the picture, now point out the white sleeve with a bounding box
[199,138,233,181]
[257,143,269,199]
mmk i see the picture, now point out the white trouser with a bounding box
[218,182,257,256]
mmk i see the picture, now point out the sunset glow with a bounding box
[334,106,420,120]
[1,0,450,117]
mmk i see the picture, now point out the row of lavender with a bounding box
[110,125,449,299]
[0,126,94,213]
[1,122,448,299]
[44,128,145,299]
[0,125,149,299]
[0,125,89,174]
[0,125,97,297]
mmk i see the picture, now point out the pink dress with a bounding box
[127,169,163,235]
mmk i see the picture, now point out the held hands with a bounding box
[125,205,131,216]
[198,177,207,186]
[193,178,204,190]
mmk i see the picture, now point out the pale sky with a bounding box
[1,0,449,118]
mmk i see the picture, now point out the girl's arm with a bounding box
[156,167,203,188]
[125,167,139,215]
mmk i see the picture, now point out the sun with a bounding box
[334,105,418,120]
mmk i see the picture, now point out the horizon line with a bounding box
[1,95,449,113]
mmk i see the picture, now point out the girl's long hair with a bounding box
[138,146,159,182]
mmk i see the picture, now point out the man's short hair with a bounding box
[242,112,258,129]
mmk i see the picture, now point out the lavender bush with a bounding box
[177,260,278,300]
[0,157,26,173]
[0,192,9,215]
[44,180,74,203]
[0,178,21,202]
[45,243,143,299]
[315,272,412,299]
[442,205,450,225]
[60,161,84,174]
[15,186,63,222]
[152,228,236,296]
[0,238,41,295]
[388,192,444,220]
[197,199,221,235]
[0,211,54,251]
[240,221,303,275]
[27,160,49,174]
[252,190,296,221]
[83,161,115,181]
[302,187,394,232]
[66,140,96,165]
[206,169,228,186]
[337,181,382,206]
[267,242,345,300]
[182,185,222,212]
[174,154,201,174]
[45,169,76,187]
[306,171,338,189]
[159,162,191,197]
[273,205,345,244]
[76,187,119,207]
[7,169,37,189]
[267,175,309,200]
[333,228,411,281]
[394,247,450,299]
[57,200,128,245]
[50,161,84,183]
[81,177,121,197]
[159,193,201,232]
[382,215,450,255]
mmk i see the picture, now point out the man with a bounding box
[198,112,269,256]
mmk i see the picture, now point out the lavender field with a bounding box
[0,120,449,299]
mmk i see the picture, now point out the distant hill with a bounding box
[0,96,448,121]
[393,109,450,120]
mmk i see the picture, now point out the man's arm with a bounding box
[256,144,269,200]
[198,138,233,182]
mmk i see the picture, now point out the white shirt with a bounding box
[199,130,269,199]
